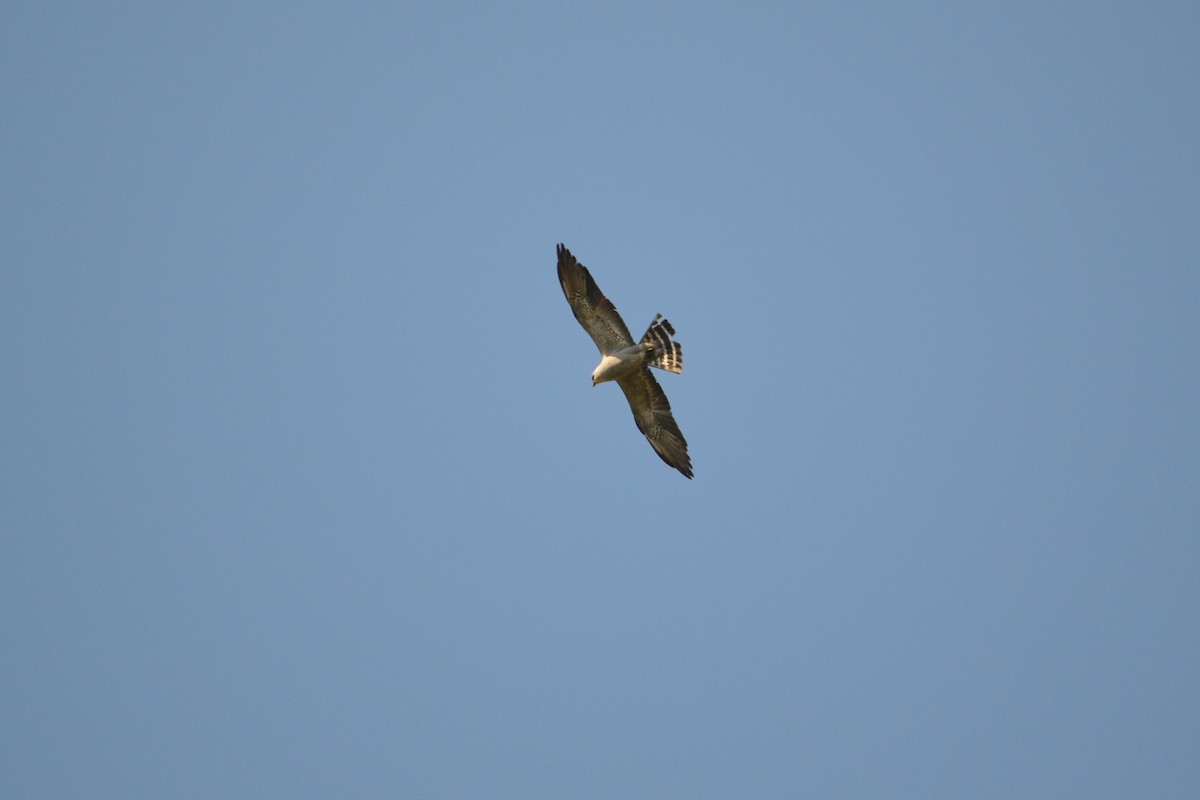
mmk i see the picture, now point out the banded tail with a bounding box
[641,313,683,374]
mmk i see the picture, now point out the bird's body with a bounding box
[556,244,692,479]
[592,349,643,385]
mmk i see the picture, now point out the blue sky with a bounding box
[3,2,1198,797]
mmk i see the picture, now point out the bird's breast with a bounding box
[592,350,647,384]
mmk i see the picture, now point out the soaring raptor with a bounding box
[557,244,692,479]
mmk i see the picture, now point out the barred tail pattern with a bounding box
[642,313,683,374]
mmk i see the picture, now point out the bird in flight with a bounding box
[557,244,692,479]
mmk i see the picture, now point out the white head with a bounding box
[591,354,621,386]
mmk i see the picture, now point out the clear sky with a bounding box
[3,2,1198,797]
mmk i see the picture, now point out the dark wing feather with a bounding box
[557,244,634,354]
[616,368,693,479]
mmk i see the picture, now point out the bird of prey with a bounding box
[557,243,692,479]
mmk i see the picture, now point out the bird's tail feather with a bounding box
[641,314,683,374]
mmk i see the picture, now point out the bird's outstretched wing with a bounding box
[557,244,634,355]
[616,368,693,479]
